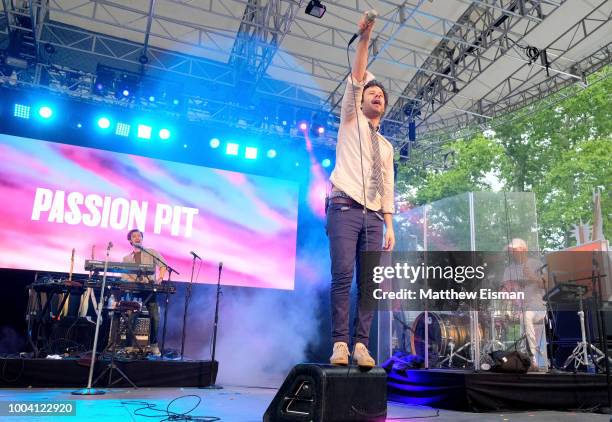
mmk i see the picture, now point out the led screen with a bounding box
[0,134,298,289]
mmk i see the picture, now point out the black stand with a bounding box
[93,309,138,388]
[72,242,113,396]
[592,256,612,414]
[543,269,555,372]
[180,253,199,360]
[202,262,223,389]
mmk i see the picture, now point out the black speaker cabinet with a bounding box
[264,363,387,422]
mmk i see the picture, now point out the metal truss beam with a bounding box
[0,61,340,148]
[42,0,460,85]
[419,1,611,137]
[35,0,460,101]
[40,22,237,84]
[325,0,429,112]
[418,63,611,156]
[384,0,565,133]
[229,0,301,84]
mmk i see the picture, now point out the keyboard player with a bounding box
[122,229,167,356]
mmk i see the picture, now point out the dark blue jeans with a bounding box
[327,203,383,346]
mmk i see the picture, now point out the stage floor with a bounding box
[0,386,609,421]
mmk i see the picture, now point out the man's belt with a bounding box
[329,196,362,207]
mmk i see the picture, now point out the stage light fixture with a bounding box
[97,117,111,129]
[210,138,221,148]
[226,142,239,156]
[322,158,331,168]
[93,68,114,96]
[38,106,53,119]
[13,104,30,119]
[137,124,152,139]
[114,72,138,100]
[317,126,325,135]
[148,95,156,102]
[267,149,277,158]
[115,122,131,137]
[245,147,258,160]
[159,128,171,140]
[305,0,326,18]
[299,122,308,131]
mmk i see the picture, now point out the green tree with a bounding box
[396,67,612,250]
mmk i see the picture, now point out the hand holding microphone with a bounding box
[349,10,378,45]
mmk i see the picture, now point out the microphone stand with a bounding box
[72,241,113,396]
[134,244,179,358]
[202,262,223,389]
[180,253,200,360]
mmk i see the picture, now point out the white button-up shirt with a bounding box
[330,72,395,213]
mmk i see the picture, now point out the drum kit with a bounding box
[408,305,526,369]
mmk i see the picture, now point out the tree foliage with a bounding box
[396,67,612,250]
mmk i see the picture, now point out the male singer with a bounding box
[123,229,167,356]
[327,12,395,367]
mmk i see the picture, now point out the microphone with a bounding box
[348,10,378,45]
[219,262,223,270]
[190,251,202,260]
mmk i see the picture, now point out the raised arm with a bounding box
[351,13,375,84]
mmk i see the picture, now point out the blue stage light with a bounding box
[137,124,152,139]
[322,158,331,168]
[38,106,53,119]
[226,142,239,156]
[115,122,131,137]
[245,147,258,159]
[148,95,156,102]
[159,128,171,140]
[267,149,277,158]
[210,138,220,148]
[97,117,111,129]
[14,104,30,119]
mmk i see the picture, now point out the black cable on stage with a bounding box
[121,394,220,421]
[346,39,370,248]
[341,26,372,382]
[1,355,25,383]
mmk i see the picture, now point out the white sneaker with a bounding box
[330,342,350,366]
[353,342,375,368]
[150,344,161,356]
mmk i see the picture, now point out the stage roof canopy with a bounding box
[0,0,610,148]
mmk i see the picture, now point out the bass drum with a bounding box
[410,312,474,363]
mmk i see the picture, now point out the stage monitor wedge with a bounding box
[264,363,387,422]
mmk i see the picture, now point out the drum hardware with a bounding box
[562,283,611,371]
[482,311,506,356]
[439,337,472,367]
